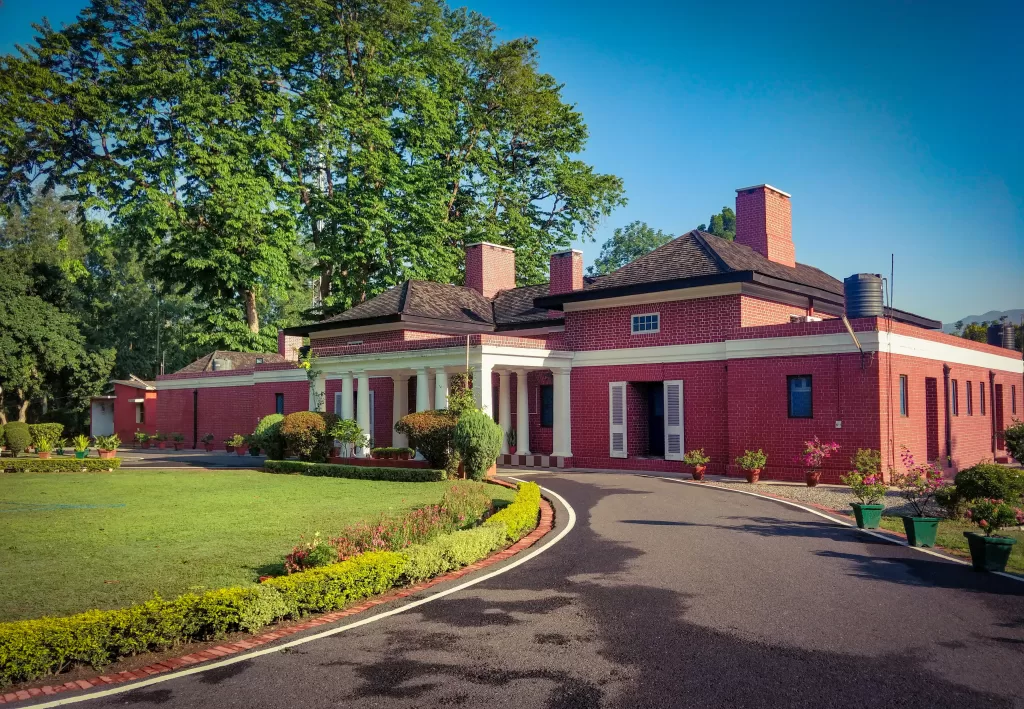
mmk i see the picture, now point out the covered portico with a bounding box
[307,344,574,461]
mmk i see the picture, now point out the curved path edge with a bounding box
[654,476,1023,584]
[4,479,575,708]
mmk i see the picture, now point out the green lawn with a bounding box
[0,469,516,622]
[877,516,1024,574]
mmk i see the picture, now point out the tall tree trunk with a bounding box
[17,389,29,422]
[319,263,333,303]
[244,289,259,333]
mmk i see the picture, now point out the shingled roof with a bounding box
[173,351,288,375]
[580,230,843,297]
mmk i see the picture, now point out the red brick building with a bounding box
[132,184,1021,481]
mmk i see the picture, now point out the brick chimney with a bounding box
[549,250,584,295]
[278,331,303,361]
[735,184,795,268]
[465,242,516,298]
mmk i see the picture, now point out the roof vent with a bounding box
[210,358,233,372]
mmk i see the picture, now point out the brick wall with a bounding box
[113,384,157,443]
[565,295,743,351]
[740,296,811,327]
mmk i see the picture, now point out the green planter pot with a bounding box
[963,532,1017,573]
[850,503,885,529]
[902,516,940,547]
[74,451,87,460]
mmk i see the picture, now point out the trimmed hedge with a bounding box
[29,424,64,447]
[954,462,1024,504]
[264,459,445,482]
[3,422,31,456]
[0,481,542,686]
[453,410,503,481]
[484,481,541,542]
[0,458,122,473]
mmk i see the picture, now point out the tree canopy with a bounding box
[697,206,735,241]
[587,221,671,276]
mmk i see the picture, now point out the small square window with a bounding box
[540,385,554,427]
[275,393,285,415]
[631,313,660,334]
[951,380,959,416]
[899,375,908,417]
[788,375,813,418]
[255,357,264,365]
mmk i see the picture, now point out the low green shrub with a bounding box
[252,414,285,458]
[262,551,407,615]
[0,458,122,473]
[4,422,31,456]
[484,481,541,542]
[264,460,445,482]
[395,410,459,476]
[935,484,968,519]
[453,410,503,481]
[1005,419,1024,466]
[954,462,1024,504]
[401,526,506,582]
[28,423,64,447]
[280,411,338,462]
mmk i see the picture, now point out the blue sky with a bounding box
[3,0,1021,322]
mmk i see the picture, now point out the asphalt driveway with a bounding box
[18,473,1024,708]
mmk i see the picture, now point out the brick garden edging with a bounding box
[0,478,553,705]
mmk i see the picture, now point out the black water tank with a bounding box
[987,324,1003,347]
[844,274,884,319]
[1002,322,1016,350]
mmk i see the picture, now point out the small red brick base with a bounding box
[0,479,554,704]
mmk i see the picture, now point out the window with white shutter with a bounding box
[609,382,627,458]
[663,380,684,461]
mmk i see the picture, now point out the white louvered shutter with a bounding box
[609,382,627,458]
[664,380,684,461]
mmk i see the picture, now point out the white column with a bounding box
[472,359,493,417]
[356,371,371,457]
[426,371,436,410]
[498,371,511,454]
[516,369,531,456]
[551,367,572,458]
[415,368,430,413]
[392,374,409,448]
[434,369,449,410]
[341,372,354,420]
[309,373,327,412]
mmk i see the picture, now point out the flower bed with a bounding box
[265,459,443,482]
[0,458,122,474]
[0,481,542,687]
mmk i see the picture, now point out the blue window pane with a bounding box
[632,314,659,333]
[275,393,285,415]
[788,376,812,418]
[540,385,554,427]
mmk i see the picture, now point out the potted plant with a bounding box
[96,434,120,459]
[36,436,54,459]
[964,498,1024,572]
[154,431,167,449]
[201,433,215,452]
[329,419,369,459]
[169,432,184,450]
[507,427,517,456]
[247,434,261,456]
[841,449,887,529]
[799,436,839,487]
[73,434,90,459]
[398,447,414,461]
[736,449,766,483]
[889,446,945,547]
[370,447,386,459]
[682,448,711,481]
[134,430,149,449]
[55,437,67,456]
[227,434,247,455]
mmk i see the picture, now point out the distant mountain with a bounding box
[942,309,1024,334]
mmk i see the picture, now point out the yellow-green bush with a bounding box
[0,458,122,473]
[401,526,507,582]
[484,481,541,542]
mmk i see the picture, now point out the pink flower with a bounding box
[979,519,988,528]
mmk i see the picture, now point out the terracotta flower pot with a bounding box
[805,470,821,487]
[98,450,116,459]
[399,450,411,461]
[744,468,761,484]
[38,451,51,459]
[158,441,167,449]
[235,446,246,456]
[225,445,234,453]
[142,441,151,449]
[692,464,706,481]
[204,443,214,452]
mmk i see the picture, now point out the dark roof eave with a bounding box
[286,313,496,337]
[534,271,755,310]
[495,318,565,332]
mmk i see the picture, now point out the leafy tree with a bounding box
[587,221,671,276]
[962,322,988,343]
[697,206,736,241]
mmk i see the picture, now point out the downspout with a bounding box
[989,370,997,459]
[942,364,952,467]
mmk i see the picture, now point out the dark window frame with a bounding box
[899,375,908,417]
[275,393,285,415]
[539,385,554,427]
[1013,385,1018,415]
[951,380,959,416]
[966,381,973,416]
[787,374,813,419]
[980,382,986,416]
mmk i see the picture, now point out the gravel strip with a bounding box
[706,480,935,516]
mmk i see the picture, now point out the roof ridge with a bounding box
[398,280,412,314]
[691,230,735,273]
